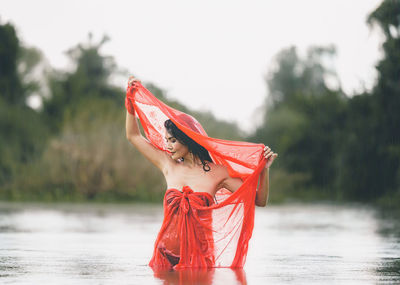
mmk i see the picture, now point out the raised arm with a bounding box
[221,146,277,207]
[255,168,269,207]
[125,77,169,172]
[255,146,278,207]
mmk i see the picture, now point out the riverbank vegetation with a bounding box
[0,1,399,209]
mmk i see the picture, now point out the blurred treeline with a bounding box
[0,24,243,202]
[0,1,399,207]
[251,0,400,208]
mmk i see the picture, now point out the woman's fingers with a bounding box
[264,151,273,157]
[265,152,274,159]
[263,146,271,155]
[263,145,278,161]
[128,76,141,86]
[263,146,278,169]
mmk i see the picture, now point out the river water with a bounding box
[0,201,399,284]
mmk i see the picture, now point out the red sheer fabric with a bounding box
[126,83,266,269]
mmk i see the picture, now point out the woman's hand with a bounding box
[126,76,141,114]
[263,146,278,169]
[128,76,141,88]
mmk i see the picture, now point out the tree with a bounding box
[341,0,400,201]
[42,34,123,132]
[0,22,23,105]
[252,46,346,198]
[0,22,49,189]
[265,45,339,108]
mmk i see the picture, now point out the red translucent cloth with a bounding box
[126,83,266,269]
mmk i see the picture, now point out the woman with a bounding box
[125,76,277,269]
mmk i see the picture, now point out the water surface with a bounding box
[0,201,399,284]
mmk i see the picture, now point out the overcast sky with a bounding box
[2,0,383,131]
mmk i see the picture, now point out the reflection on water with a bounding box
[0,201,399,284]
[374,208,400,281]
[151,267,247,285]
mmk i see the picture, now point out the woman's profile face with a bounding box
[165,131,189,160]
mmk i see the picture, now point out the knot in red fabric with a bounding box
[182,186,194,196]
[180,186,193,214]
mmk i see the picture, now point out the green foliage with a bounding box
[0,23,23,105]
[252,46,347,198]
[265,45,338,108]
[1,27,244,202]
[42,35,123,133]
[10,97,165,202]
[342,0,400,203]
[0,97,49,187]
[252,0,400,205]
[18,45,46,101]
[2,0,400,206]
[0,22,50,192]
[367,0,400,40]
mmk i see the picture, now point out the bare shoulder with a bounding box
[162,154,180,175]
[209,162,243,192]
[207,163,231,187]
[208,162,229,177]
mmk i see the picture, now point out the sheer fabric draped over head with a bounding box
[126,83,266,268]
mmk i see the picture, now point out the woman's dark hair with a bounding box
[164,119,213,172]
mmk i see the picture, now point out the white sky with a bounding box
[2,0,383,131]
